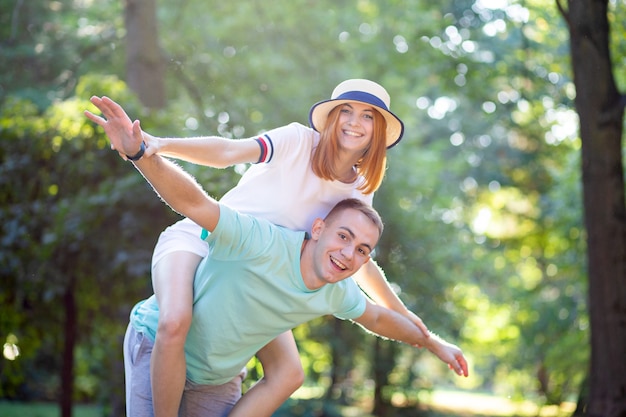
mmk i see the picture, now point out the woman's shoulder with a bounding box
[262,122,319,154]
[267,121,316,138]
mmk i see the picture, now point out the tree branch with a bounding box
[555,0,570,27]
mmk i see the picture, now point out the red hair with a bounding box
[311,106,388,195]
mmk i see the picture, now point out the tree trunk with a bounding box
[562,1,626,415]
[124,0,166,108]
[60,278,77,417]
[371,338,397,417]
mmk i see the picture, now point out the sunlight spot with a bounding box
[450,132,464,146]
[49,1,62,11]
[427,96,458,120]
[483,19,507,36]
[472,207,492,235]
[232,125,245,137]
[223,46,236,58]
[359,23,373,35]
[415,96,430,109]
[461,176,478,193]
[482,101,496,114]
[185,117,199,131]
[393,35,409,53]
[234,163,248,176]
[3,334,20,361]
[488,180,501,192]
[217,112,230,124]
[461,40,476,53]
[429,36,443,49]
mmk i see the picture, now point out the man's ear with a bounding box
[310,218,325,240]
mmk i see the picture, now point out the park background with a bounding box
[1,0,625,416]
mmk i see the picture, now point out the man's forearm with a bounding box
[362,307,428,347]
[132,154,215,224]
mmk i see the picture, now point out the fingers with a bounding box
[415,318,430,338]
[83,110,105,126]
[448,354,469,377]
[132,119,143,139]
[87,95,126,122]
[458,355,469,377]
[101,96,133,121]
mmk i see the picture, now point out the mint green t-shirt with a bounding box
[130,204,366,385]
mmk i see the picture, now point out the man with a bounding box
[87,100,468,417]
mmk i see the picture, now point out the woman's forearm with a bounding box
[151,135,260,168]
[353,259,408,313]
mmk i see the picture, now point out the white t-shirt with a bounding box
[152,122,373,266]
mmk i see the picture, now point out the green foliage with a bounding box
[0,75,178,404]
[1,0,614,412]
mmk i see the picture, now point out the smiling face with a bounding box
[302,207,381,290]
[335,102,376,154]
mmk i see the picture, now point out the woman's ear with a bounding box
[310,218,325,240]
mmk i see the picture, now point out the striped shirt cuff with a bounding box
[254,135,274,164]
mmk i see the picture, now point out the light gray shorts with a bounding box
[123,324,244,417]
[151,218,209,269]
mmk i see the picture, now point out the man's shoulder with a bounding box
[216,203,302,239]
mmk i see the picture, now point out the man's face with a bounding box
[309,208,380,287]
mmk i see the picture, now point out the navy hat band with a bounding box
[334,91,389,111]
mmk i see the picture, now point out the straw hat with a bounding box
[308,79,404,149]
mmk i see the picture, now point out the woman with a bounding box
[88,79,428,417]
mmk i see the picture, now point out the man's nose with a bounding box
[341,245,355,259]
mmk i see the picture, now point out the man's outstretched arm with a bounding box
[354,302,469,377]
[85,100,220,232]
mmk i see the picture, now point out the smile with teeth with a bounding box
[343,130,362,137]
[330,256,347,270]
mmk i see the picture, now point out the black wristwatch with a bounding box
[126,141,146,161]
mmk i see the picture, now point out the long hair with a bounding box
[311,106,388,195]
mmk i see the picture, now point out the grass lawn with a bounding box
[0,401,101,417]
[420,389,576,417]
[0,390,576,417]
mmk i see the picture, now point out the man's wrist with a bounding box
[126,141,146,161]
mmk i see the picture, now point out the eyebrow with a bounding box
[339,226,373,252]
[342,103,374,113]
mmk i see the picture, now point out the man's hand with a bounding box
[425,335,469,377]
[84,96,145,159]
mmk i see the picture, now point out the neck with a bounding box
[334,151,361,183]
[299,235,321,290]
